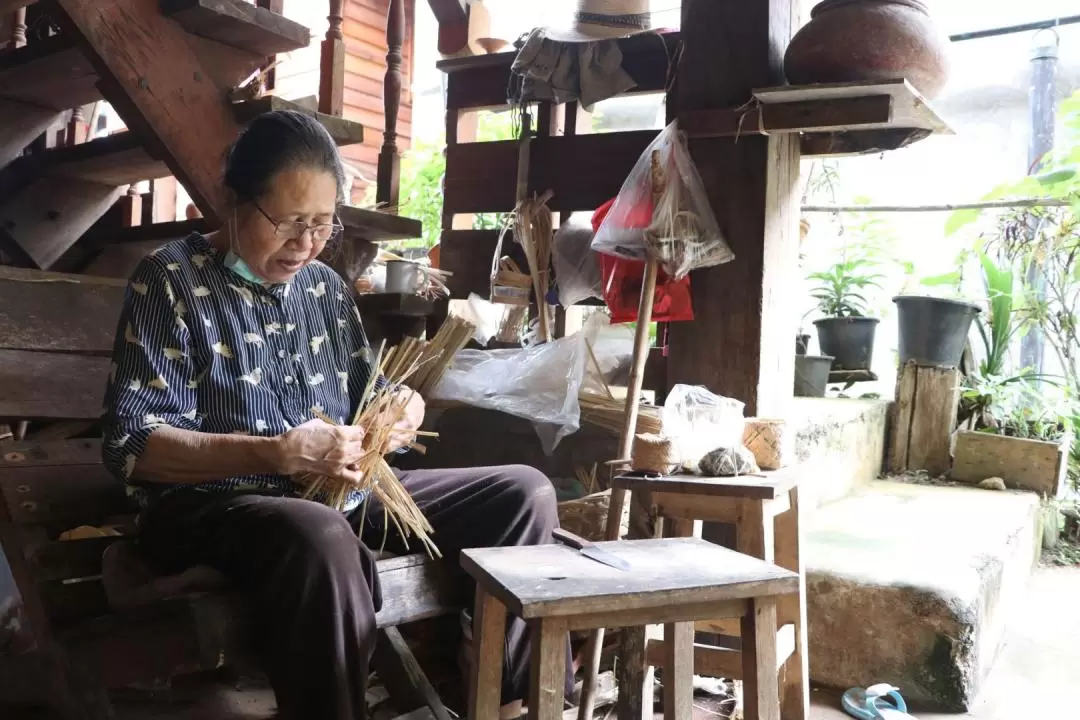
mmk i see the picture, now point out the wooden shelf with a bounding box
[39,132,170,186]
[232,95,365,147]
[161,0,311,56]
[355,293,436,318]
[0,34,101,111]
[680,79,952,157]
[338,206,421,243]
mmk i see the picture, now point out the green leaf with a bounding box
[921,271,961,287]
[945,207,980,236]
[1036,166,1078,186]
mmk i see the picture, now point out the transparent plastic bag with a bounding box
[552,220,602,307]
[661,384,746,473]
[591,120,734,280]
[431,313,633,454]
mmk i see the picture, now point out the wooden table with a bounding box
[612,469,809,720]
[461,537,798,720]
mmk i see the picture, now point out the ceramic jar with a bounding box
[784,0,951,99]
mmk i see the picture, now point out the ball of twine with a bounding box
[631,432,679,474]
[742,417,791,471]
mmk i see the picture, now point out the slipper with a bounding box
[841,684,915,719]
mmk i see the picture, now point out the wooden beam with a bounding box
[0,100,57,171]
[0,34,101,111]
[160,0,310,56]
[88,219,212,247]
[427,0,467,25]
[0,350,110,420]
[444,130,656,215]
[53,0,247,223]
[40,132,170,186]
[0,266,125,354]
[232,95,365,146]
[665,0,801,418]
[679,95,894,137]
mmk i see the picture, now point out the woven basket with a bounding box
[742,418,791,471]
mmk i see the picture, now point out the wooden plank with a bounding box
[443,131,656,215]
[0,100,58,172]
[0,176,125,270]
[645,623,796,679]
[355,293,435,318]
[459,537,798,620]
[372,626,453,720]
[0,266,125,353]
[679,95,894,138]
[41,132,170,186]
[890,362,958,476]
[161,0,311,55]
[952,430,1068,496]
[0,463,128,528]
[775,486,809,719]
[741,597,781,720]
[426,0,467,24]
[663,621,694,720]
[54,0,248,222]
[754,79,952,134]
[338,205,421,242]
[0,439,104,468]
[0,350,110,420]
[232,95,366,146]
[0,34,101,110]
[527,618,567,720]
[468,588,506,720]
[612,468,799,501]
[90,218,213,247]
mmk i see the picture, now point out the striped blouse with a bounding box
[101,233,380,512]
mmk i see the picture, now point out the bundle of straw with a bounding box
[579,391,663,436]
[383,315,476,397]
[513,191,555,342]
[299,341,442,558]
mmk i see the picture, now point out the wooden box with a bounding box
[951,430,1071,497]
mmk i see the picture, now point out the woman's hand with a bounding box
[386,388,426,453]
[277,419,369,486]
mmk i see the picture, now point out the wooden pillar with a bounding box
[319,0,345,116]
[377,0,405,209]
[11,6,27,47]
[666,0,802,418]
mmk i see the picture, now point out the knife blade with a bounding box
[552,528,631,572]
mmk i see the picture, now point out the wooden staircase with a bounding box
[0,0,420,277]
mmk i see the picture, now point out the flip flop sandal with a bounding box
[841,684,915,719]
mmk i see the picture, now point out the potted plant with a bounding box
[808,250,884,372]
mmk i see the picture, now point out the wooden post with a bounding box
[666,0,802,419]
[888,360,960,476]
[377,0,405,209]
[318,0,345,117]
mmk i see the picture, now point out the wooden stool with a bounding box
[461,536,798,720]
[611,469,809,720]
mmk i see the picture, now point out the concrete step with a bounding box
[805,479,1042,712]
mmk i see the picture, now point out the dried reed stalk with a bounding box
[579,391,663,436]
[297,313,478,559]
[513,191,555,342]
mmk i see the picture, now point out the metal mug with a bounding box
[384,260,424,294]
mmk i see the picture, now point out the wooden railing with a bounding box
[319,0,403,209]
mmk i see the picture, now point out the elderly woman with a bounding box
[101,110,571,720]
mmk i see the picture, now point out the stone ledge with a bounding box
[805,480,1041,711]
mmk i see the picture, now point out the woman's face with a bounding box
[235,166,339,284]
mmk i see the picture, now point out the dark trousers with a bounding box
[136,464,572,720]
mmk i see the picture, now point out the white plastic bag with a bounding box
[591,121,734,280]
[431,314,633,454]
[552,220,602,307]
[661,384,746,473]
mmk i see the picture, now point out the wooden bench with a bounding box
[0,267,463,719]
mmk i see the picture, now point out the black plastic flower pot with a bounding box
[813,317,879,371]
[795,334,811,356]
[893,295,981,368]
[794,354,834,397]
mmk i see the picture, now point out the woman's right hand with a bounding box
[277,419,368,486]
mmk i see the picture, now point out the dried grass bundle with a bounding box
[579,391,663,436]
[383,315,476,397]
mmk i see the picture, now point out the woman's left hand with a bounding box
[386,387,426,453]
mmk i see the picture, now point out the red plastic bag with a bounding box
[592,198,694,324]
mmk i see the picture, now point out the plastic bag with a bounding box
[592,198,694,323]
[431,313,633,454]
[448,293,508,347]
[661,384,746,473]
[591,121,734,280]
[552,220,602,307]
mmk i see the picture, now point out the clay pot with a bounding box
[784,0,951,99]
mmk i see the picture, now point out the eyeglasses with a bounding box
[254,202,344,243]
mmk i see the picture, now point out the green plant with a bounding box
[808,250,885,318]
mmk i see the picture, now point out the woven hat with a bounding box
[544,0,655,43]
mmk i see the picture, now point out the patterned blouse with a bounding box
[102,233,381,512]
